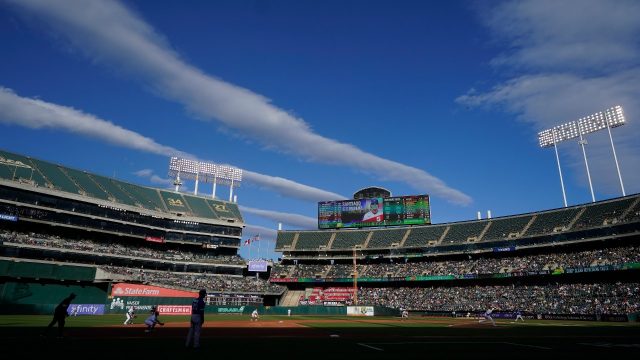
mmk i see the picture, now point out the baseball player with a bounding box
[185,289,207,349]
[144,306,164,332]
[479,307,496,326]
[515,309,524,322]
[44,293,76,338]
[251,309,259,322]
[124,306,136,325]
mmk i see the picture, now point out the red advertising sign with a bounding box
[111,283,197,298]
[145,236,165,243]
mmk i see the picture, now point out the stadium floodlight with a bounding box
[168,157,243,201]
[538,105,627,207]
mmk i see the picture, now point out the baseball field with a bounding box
[1,314,639,358]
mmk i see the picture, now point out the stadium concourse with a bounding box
[0,148,639,326]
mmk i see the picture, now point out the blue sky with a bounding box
[1,0,639,261]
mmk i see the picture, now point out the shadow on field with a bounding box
[1,323,639,359]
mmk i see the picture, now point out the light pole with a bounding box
[538,105,627,206]
[168,157,242,200]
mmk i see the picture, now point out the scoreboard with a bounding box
[318,195,430,229]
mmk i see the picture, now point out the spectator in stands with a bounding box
[185,289,207,349]
[44,292,76,338]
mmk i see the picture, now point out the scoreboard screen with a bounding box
[318,195,430,229]
[248,260,268,272]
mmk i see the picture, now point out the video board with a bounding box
[248,260,268,272]
[318,195,430,229]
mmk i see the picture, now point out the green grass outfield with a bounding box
[1,314,639,358]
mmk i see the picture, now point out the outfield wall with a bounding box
[0,259,96,281]
[207,305,400,316]
[0,280,108,315]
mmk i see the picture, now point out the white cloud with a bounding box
[239,205,317,229]
[242,224,278,239]
[0,86,189,158]
[4,0,472,205]
[0,86,345,203]
[133,169,153,178]
[458,0,640,196]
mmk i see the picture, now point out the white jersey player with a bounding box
[124,306,136,325]
[479,307,496,326]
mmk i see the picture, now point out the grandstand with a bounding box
[0,149,284,315]
[2,147,639,321]
[272,192,640,319]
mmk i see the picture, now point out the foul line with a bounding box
[358,341,551,350]
[502,342,552,350]
[357,343,384,351]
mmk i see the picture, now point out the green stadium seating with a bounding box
[87,174,139,207]
[403,225,447,247]
[573,197,636,229]
[28,158,83,194]
[295,232,332,250]
[0,150,50,187]
[331,230,369,249]
[182,194,219,219]
[482,215,533,241]
[159,190,192,214]
[276,232,296,249]
[367,229,407,249]
[525,207,581,236]
[441,221,487,244]
[62,167,111,200]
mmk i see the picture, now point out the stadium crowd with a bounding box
[100,265,285,294]
[271,245,639,279]
[358,282,640,314]
[0,230,244,265]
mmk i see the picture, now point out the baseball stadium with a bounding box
[0,148,639,358]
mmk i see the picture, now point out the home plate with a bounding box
[330,334,340,338]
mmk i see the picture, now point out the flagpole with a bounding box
[258,235,262,260]
[248,238,252,260]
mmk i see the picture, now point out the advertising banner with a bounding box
[68,304,105,315]
[157,305,191,315]
[0,213,18,222]
[216,306,246,314]
[347,306,374,316]
[111,283,198,298]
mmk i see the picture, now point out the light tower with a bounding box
[538,105,627,207]
[168,157,242,201]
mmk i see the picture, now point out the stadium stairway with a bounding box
[280,290,304,306]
